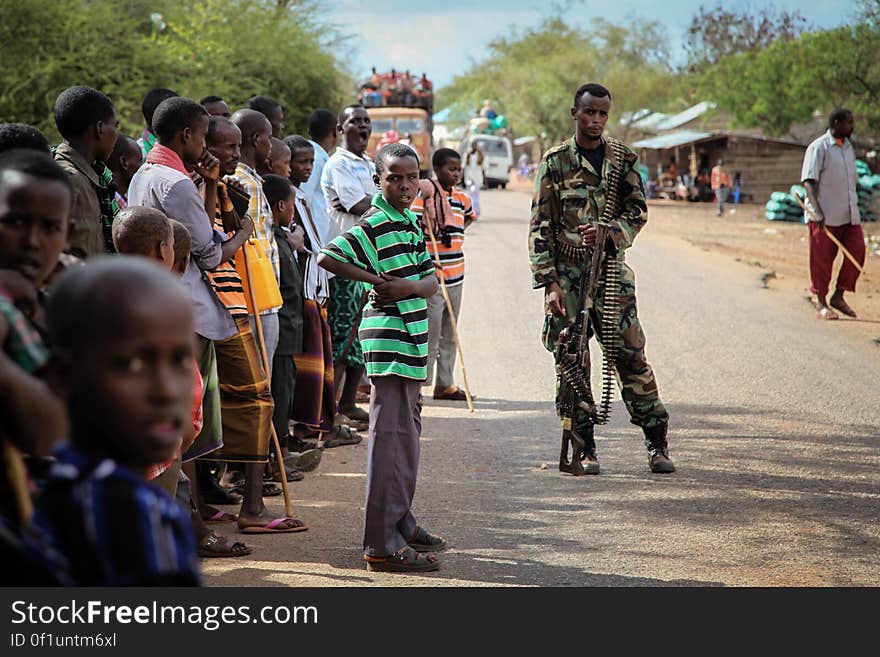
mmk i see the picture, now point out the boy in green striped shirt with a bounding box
[318,143,447,572]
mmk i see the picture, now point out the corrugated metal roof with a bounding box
[631,112,670,131]
[631,130,714,149]
[653,101,716,131]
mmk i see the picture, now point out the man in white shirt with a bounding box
[802,108,865,319]
[320,105,376,425]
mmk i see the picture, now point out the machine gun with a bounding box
[554,140,626,476]
[555,224,614,475]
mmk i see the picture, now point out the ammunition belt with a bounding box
[555,236,589,266]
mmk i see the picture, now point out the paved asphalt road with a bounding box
[204,190,879,587]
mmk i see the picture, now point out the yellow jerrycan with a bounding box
[235,238,282,314]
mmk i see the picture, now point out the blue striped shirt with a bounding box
[34,445,201,586]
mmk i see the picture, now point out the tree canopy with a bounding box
[437,3,880,145]
[437,15,684,149]
[0,0,352,141]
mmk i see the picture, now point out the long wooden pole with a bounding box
[423,219,474,413]
[241,241,292,517]
[2,440,31,527]
[794,193,866,275]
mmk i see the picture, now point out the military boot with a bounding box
[644,424,675,473]
[578,425,600,475]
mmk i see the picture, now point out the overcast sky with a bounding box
[324,0,857,89]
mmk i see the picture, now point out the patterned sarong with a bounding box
[328,277,366,366]
[183,336,222,462]
[210,318,273,463]
[292,300,336,432]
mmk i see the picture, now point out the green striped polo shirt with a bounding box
[321,193,436,380]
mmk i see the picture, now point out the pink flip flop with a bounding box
[205,510,238,524]
[239,517,309,534]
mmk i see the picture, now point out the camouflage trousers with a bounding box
[542,260,668,432]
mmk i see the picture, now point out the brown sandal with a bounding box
[433,386,474,401]
[407,526,448,552]
[364,546,440,572]
[198,532,252,558]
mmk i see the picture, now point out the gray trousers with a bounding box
[363,375,422,557]
[715,187,729,216]
[425,284,462,389]
[250,312,279,376]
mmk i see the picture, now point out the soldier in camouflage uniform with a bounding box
[528,83,674,474]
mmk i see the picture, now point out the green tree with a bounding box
[155,0,351,133]
[0,0,351,142]
[684,3,808,73]
[698,21,880,137]
[438,15,682,150]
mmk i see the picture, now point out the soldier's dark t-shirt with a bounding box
[576,143,604,175]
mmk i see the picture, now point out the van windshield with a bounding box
[372,118,393,133]
[475,139,508,156]
[397,118,425,133]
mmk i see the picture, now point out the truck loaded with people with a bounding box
[358,67,434,175]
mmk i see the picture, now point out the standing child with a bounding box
[39,258,202,585]
[284,135,358,450]
[111,208,253,558]
[52,86,120,257]
[463,141,484,216]
[0,149,71,584]
[263,174,323,481]
[318,143,446,572]
[410,148,478,401]
[262,137,291,179]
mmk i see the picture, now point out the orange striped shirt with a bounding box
[410,186,476,287]
[204,192,249,319]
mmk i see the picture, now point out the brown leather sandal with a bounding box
[433,386,474,401]
[407,526,448,553]
[364,546,440,572]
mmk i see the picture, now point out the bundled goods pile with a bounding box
[765,188,806,222]
[468,115,508,135]
[856,159,879,222]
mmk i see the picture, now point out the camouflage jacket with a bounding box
[528,135,647,289]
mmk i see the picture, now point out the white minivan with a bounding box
[458,134,513,189]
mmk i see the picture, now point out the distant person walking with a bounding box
[801,108,865,320]
[710,159,731,216]
[463,142,484,216]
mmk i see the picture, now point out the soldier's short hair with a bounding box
[574,83,612,106]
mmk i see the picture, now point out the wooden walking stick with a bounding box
[423,219,475,413]
[794,193,866,275]
[2,440,32,527]
[240,243,292,518]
